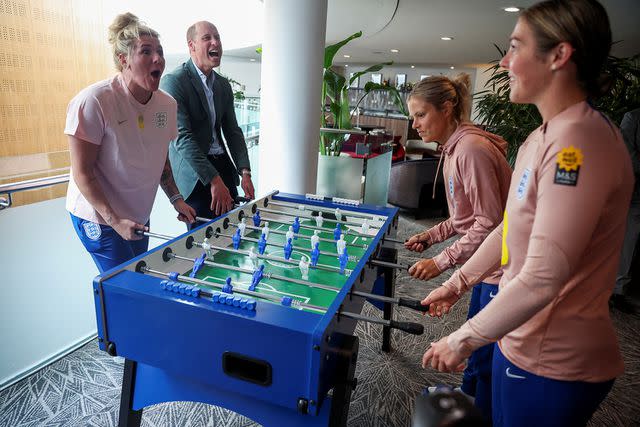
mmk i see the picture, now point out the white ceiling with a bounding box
[228,0,640,66]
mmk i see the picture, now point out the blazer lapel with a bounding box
[186,59,212,121]
[212,73,222,129]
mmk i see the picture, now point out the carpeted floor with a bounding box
[1,214,638,426]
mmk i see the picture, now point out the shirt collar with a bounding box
[195,66,216,86]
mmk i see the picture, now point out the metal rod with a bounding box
[382,236,406,245]
[257,212,376,238]
[199,242,345,275]
[259,206,376,229]
[142,267,326,312]
[268,200,386,221]
[169,253,341,292]
[369,259,410,270]
[138,230,348,275]
[213,229,359,262]
[229,220,368,249]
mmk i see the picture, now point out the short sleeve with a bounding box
[64,89,106,145]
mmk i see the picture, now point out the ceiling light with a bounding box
[441,36,453,41]
[250,58,256,62]
[345,64,349,67]
[504,6,520,12]
[450,66,455,70]
[390,49,399,53]
[343,54,351,58]
[411,65,415,69]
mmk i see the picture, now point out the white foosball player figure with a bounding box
[315,212,323,228]
[286,225,295,242]
[310,230,320,249]
[248,246,259,269]
[334,207,342,222]
[299,257,310,280]
[238,217,247,237]
[261,221,270,240]
[361,218,370,234]
[202,238,213,257]
[336,234,347,256]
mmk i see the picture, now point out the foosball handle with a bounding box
[398,298,430,312]
[235,196,251,204]
[390,320,424,335]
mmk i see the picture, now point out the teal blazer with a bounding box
[160,59,250,198]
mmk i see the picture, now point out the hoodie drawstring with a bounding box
[432,149,444,199]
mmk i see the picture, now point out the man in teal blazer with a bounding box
[161,21,254,225]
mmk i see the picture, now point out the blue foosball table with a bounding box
[93,191,427,426]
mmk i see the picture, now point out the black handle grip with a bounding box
[235,196,251,203]
[398,297,430,312]
[390,320,424,335]
[135,229,145,236]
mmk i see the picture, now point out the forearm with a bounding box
[441,223,503,296]
[433,215,499,271]
[447,236,570,353]
[426,218,454,244]
[159,156,182,201]
[73,168,118,225]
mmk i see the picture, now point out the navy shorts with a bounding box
[492,344,614,427]
[70,213,149,273]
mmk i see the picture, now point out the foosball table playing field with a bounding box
[93,191,428,427]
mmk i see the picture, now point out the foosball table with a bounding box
[93,191,427,427]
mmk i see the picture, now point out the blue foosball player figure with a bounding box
[232,229,242,250]
[252,211,261,227]
[222,277,233,294]
[283,238,293,260]
[257,233,267,255]
[249,265,265,291]
[292,217,301,234]
[189,252,207,278]
[333,224,341,240]
[339,251,349,275]
[310,242,320,267]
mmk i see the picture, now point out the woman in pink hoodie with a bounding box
[422,1,633,426]
[404,73,512,421]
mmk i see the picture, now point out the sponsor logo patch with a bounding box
[82,221,102,241]
[516,168,531,200]
[155,111,168,128]
[554,146,583,186]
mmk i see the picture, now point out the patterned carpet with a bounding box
[1,214,638,426]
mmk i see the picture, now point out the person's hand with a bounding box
[422,336,468,372]
[422,286,460,317]
[110,217,147,241]
[404,232,429,252]
[210,175,234,216]
[409,258,441,281]
[173,199,196,224]
[241,174,255,199]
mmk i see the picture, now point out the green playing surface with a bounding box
[190,218,372,312]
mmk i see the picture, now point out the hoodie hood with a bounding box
[442,123,508,157]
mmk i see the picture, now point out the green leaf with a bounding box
[324,31,362,69]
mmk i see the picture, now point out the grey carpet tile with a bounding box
[1,214,638,426]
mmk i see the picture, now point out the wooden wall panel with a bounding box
[0,0,111,206]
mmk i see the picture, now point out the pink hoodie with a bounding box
[426,124,512,284]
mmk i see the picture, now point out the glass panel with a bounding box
[363,150,392,206]
[316,155,364,200]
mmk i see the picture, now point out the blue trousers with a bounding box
[70,213,149,273]
[492,344,614,427]
[461,282,498,423]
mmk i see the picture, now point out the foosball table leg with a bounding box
[378,247,398,353]
[329,335,359,427]
[118,359,143,427]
